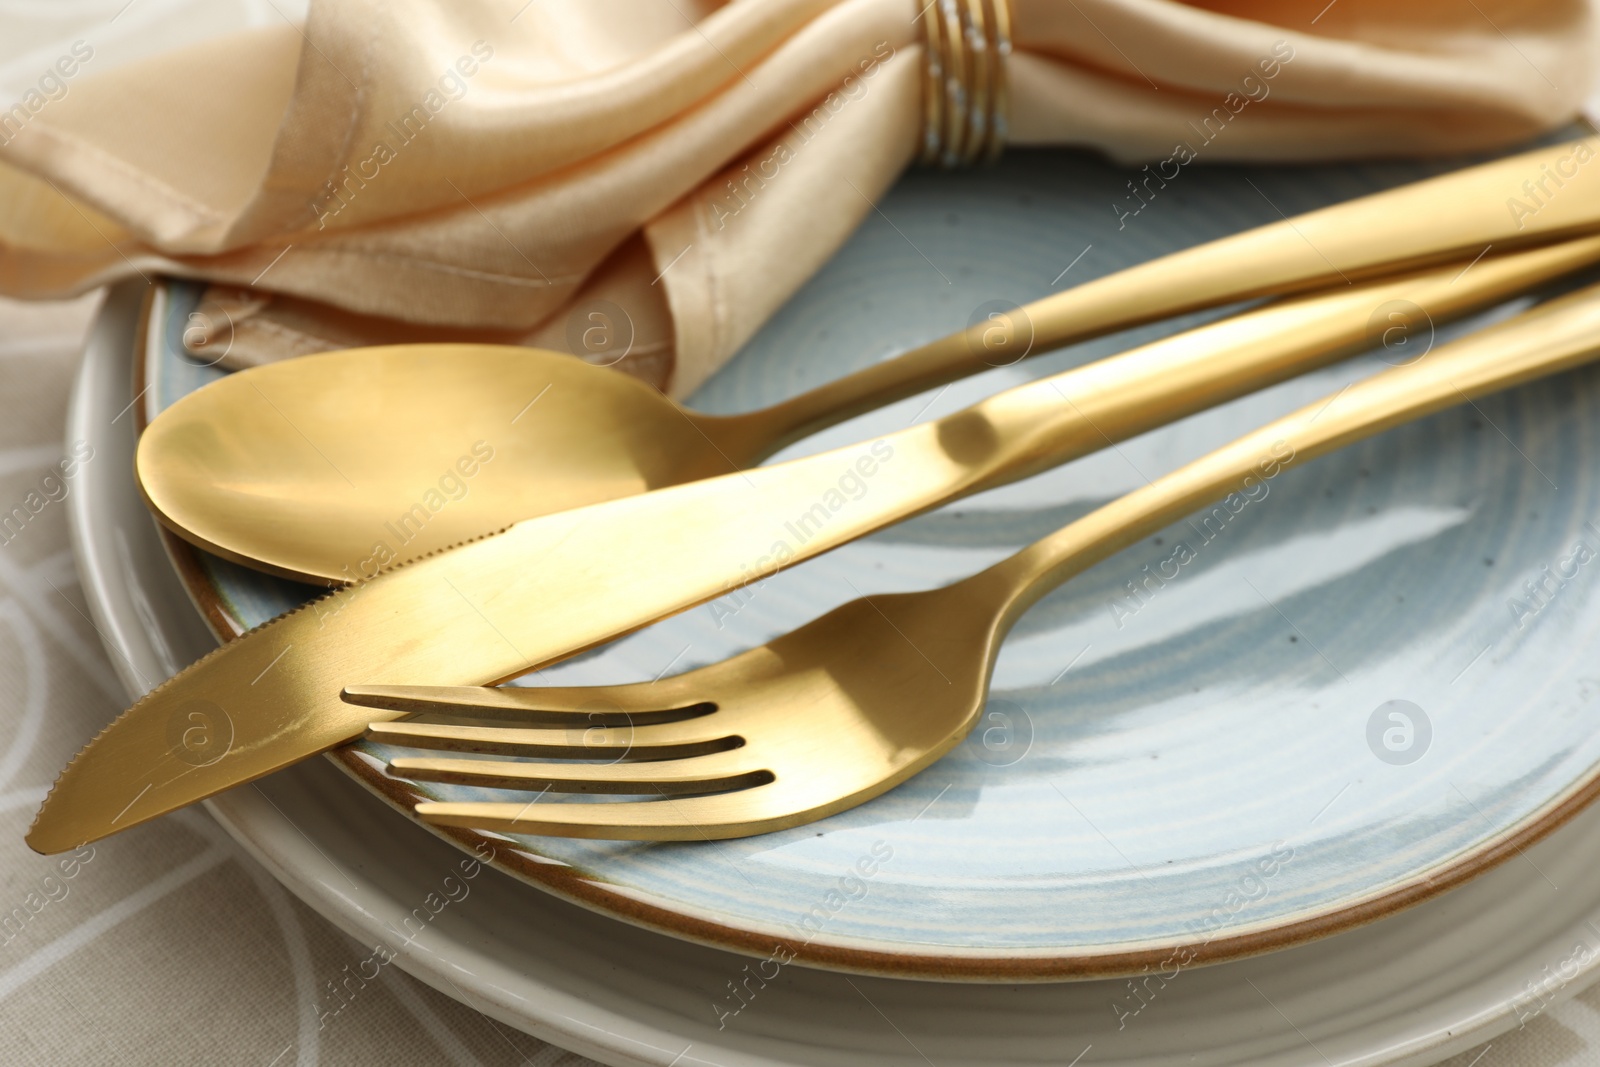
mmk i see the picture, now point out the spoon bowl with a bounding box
[137,344,760,583]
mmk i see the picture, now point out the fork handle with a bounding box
[976,277,1600,625]
[746,137,1600,456]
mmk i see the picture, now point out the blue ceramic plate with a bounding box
[141,142,1600,980]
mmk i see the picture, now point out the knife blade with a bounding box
[26,426,959,853]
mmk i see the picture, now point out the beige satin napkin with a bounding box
[0,0,1591,396]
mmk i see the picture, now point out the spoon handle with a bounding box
[748,137,1600,456]
[976,275,1600,627]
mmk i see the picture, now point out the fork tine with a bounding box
[414,785,796,840]
[366,718,739,759]
[390,749,770,795]
[342,684,713,724]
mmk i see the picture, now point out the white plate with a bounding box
[68,280,1600,1066]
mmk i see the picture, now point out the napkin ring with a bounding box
[919,0,1011,167]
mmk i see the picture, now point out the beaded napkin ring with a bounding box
[919,0,1012,167]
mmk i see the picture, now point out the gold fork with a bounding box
[341,279,1600,841]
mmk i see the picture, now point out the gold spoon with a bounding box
[337,274,1600,841]
[138,230,1600,586]
[136,140,1600,585]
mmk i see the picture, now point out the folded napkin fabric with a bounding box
[0,0,1590,395]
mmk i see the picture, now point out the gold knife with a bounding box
[27,236,1600,852]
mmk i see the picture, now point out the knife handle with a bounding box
[948,233,1600,500]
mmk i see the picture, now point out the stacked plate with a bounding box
[70,144,1600,1065]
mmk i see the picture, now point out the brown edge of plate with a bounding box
[129,279,1600,983]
